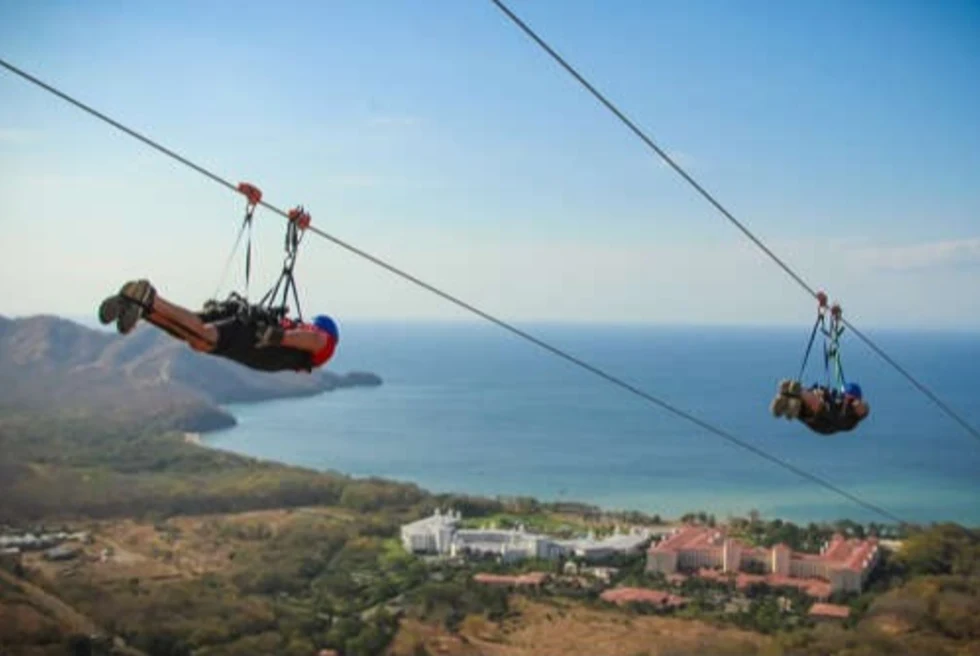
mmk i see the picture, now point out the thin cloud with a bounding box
[0,128,38,145]
[854,238,980,272]
[367,115,421,129]
[327,174,385,189]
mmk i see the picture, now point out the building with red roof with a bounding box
[808,603,851,622]
[472,572,550,588]
[646,526,879,596]
[600,587,689,609]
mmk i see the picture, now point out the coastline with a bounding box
[181,369,384,433]
[191,402,896,527]
[198,398,980,527]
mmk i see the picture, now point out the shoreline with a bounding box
[191,417,924,528]
[188,376,975,528]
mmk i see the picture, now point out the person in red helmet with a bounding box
[771,380,870,435]
[98,279,338,373]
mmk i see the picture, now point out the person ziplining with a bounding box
[97,184,339,373]
[770,293,870,434]
[0,56,925,523]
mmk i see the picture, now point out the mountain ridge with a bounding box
[0,314,381,431]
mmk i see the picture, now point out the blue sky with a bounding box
[1,0,978,327]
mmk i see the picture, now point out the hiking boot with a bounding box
[116,303,142,335]
[785,398,803,420]
[116,280,156,334]
[779,379,802,396]
[98,295,123,325]
[118,279,156,309]
[770,394,789,418]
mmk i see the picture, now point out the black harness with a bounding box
[800,387,862,435]
[198,294,313,373]
[201,186,315,373]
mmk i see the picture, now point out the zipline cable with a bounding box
[0,56,908,524]
[487,0,980,446]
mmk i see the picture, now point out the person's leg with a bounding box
[145,296,218,351]
[796,389,825,416]
[145,308,216,352]
[103,279,218,350]
[771,381,791,418]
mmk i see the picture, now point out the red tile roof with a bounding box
[820,535,878,572]
[842,539,878,572]
[809,603,851,619]
[697,568,831,599]
[649,526,724,553]
[601,587,689,607]
[473,572,549,586]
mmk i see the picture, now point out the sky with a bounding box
[0,0,978,328]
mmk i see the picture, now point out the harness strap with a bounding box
[798,311,825,382]
[258,205,310,323]
[212,183,263,301]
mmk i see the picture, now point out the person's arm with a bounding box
[279,328,329,353]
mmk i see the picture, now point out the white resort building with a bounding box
[400,510,652,563]
[400,508,461,554]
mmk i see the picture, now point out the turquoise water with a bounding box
[207,323,980,525]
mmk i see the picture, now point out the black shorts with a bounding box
[211,318,313,373]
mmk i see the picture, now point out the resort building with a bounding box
[808,603,852,623]
[400,511,652,563]
[556,527,652,560]
[472,572,550,588]
[451,526,564,562]
[600,587,689,609]
[400,508,461,554]
[646,525,879,596]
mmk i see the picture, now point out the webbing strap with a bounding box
[243,203,256,300]
[258,207,308,322]
[798,313,824,382]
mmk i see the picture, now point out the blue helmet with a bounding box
[844,382,862,399]
[313,314,339,340]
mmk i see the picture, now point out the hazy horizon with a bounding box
[2,1,978,328]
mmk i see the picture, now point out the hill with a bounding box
[0,314,382,432]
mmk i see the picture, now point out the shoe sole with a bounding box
[785,398,802,420]
[779,380,803,396]
[98,296,122,325]
[115,279,156,335]
[117,301,141,335]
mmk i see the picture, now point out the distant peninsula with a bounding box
[0,314,383,432]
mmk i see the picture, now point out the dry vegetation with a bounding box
[391,597,771,656]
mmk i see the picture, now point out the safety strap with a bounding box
[238,183,262,300]
[258,205,311,323]
[798,291,830,382]
[821,305,846,392]
[211,183,263,301]
[798,312,824,382]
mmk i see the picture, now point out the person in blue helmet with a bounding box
[98,279,339,374]
[772,379,869,434]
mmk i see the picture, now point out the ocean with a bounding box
[207,322,980,525]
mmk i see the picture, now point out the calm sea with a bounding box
[207,323,980,525]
